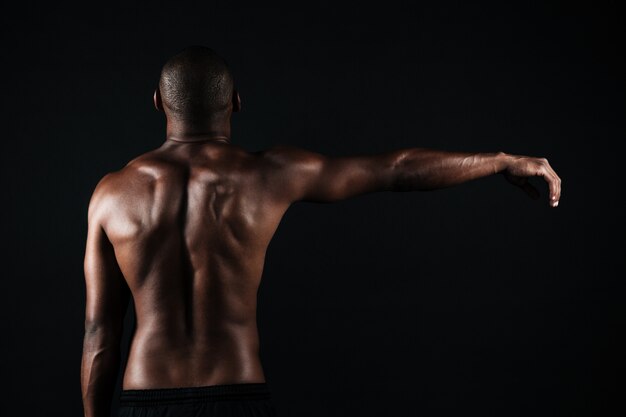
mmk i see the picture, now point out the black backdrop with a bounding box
[2,1,624,416]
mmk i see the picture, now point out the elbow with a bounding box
[388,149,438,192]
[382,152,400,192]
[84,319,103,336]
[83,319,123,345]
[389,150,414,192]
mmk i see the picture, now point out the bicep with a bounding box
[83,209,130,337]
[263,145,397,203]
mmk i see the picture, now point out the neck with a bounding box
[165,116,232,144]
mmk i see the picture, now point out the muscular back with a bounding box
[84,132,401,390]
[84,138,560,393]
[94,141,296,389]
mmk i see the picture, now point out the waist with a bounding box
[123,346,266,390]
[119,382,272,406]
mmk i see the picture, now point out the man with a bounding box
[81,46,561,417]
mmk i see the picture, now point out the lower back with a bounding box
[122,319,266,389]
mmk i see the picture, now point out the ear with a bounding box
[232,89,241,113]
[153,87,163,112]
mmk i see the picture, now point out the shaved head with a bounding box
[158,46,234,121]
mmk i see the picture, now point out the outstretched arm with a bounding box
[81,176,130,417]
[261,145,561,206]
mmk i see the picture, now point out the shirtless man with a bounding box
[81,46,561,417]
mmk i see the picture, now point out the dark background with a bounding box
[2,1,624,416]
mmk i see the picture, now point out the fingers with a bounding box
[504,155,561,207]
[548,164,562,206]
[538,159,561,208]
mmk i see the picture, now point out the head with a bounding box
[154,46,240,123]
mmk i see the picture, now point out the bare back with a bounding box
[84,134,561,399]
[99,140,291,389]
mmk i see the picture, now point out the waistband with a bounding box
[119,382,272,406]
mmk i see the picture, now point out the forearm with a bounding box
[81,331,122,417]
[389,148,510,191]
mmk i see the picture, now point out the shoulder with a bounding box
[89,163,143,203]
[86,156,164,222]
[256,144,326,171]
[248,145,332,203]
[86,171,118,226]
[87,168,130,221]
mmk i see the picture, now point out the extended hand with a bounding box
[502,155,561,207]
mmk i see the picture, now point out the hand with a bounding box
[501,154,561,207]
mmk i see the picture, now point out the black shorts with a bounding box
[118,382,278,417]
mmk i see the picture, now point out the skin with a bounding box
[81,85,561,417]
